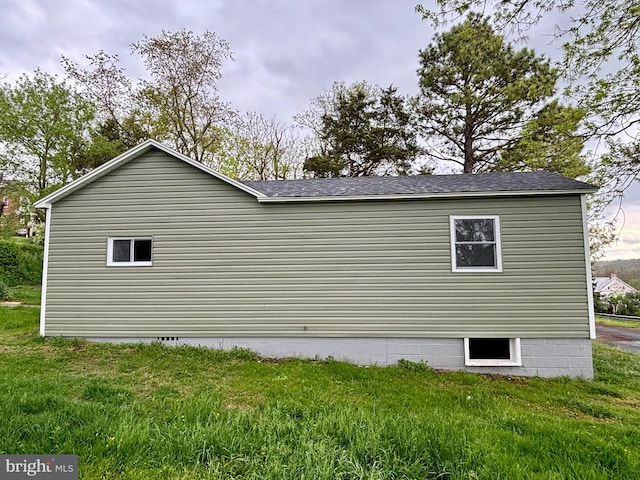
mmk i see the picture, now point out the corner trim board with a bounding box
[39,206,52,336]
[581,195,596,339]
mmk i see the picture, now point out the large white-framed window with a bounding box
[464,338,521,367]
[107,237,153,267]
[450,215,502,272]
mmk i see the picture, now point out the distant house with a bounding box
[35,140,597,378]
[0,188,31,236]
[0,195,12,216]
[594,274,638,297]
[0,183,18,216]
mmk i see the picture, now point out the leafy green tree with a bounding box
[297,81,422,177]
[72,116,152,175]
[0,213,21,238]
[495,101,590,178]
[414,14,584,174]
[0,70,95,199]
[592,292,608,314]
[607,293,640,316]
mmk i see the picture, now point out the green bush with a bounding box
[607,292,640,316]
[30,223,45,246]
[0,239,43,286]
[0,280,8,300]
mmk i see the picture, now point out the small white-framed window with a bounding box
[450,215,502,272]
[464,338,521,367]
[107,237,153,266]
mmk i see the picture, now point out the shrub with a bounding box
[593,292,609,313]
[30,223,45,246]
[0,239,43,286]
[0,280,8,300]
[608,293,640,316]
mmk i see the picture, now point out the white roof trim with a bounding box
[34,139,265,208]
[255,189,596,203]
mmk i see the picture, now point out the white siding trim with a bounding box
[39,206,52,336]
[581,195,596,339]
[449,215,503,273]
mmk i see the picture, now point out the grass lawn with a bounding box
[1,307,639,479]
[4,285,41,305]
[596,315,640,331]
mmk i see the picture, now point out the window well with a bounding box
[464,338,521,367]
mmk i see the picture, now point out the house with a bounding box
[1,195,12,215]
[594,274,638,297]
[0,182,18,216]
[35,140,597,378]
[1,181,32,235]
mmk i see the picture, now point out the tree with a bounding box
[414,13,586,175]
[494,101,590,178]
[297,81,422,178]
[64,30,236,166]
[62,50,152,160]
[72,117,150,175]
[131,30,234,163]
[606,292,640,316]
[62,51,133,130]
[0,70,96,201]
[416,1,640,186]
[213,112,307,180]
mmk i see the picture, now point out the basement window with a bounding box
[107,237,153,266]
[450,216,502,272]
[464,338,521,367]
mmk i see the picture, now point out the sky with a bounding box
[0,0,637,261]
[601,183,640,261]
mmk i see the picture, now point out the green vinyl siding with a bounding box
[43,150,591,338]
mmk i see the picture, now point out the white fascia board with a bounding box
[34,139,264,208]
[255,189,597,203]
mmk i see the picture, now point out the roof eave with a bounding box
[255,188,598,203]
[34,139,265,209]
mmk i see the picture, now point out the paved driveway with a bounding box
[596,324,640,354]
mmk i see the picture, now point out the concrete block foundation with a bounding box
[86,336,593,379]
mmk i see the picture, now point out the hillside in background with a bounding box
[593,259,640,289]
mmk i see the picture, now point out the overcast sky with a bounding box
[0,0,637,261]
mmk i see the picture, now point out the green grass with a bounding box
[2,307,640,479]
[4,285,41,304]
[596,315,640,330]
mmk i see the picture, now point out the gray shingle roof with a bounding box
[241,171,596,198]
